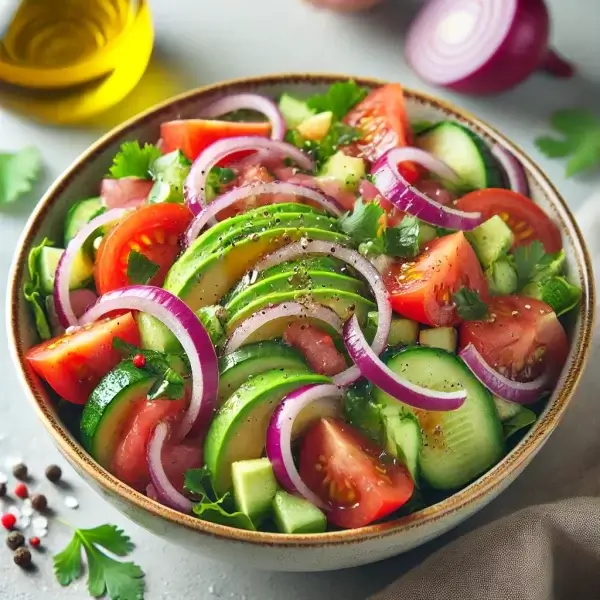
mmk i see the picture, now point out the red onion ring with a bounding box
[223,302,343,355]
[266,384,343,510]
[54,208,129,328]
[184,181,343,247]
[382,147,460,184]
[147,422,193,513]
[79,285,218,439]
[343,314,467,410]
[254,240,392,387]
[202,94,286,141]
[372,148,483,230]
[184,136,315,217]
[491,144,530,197]
[459,343,548,404]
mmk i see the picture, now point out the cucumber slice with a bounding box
[39,246,94,294]
[64,197,105,246]
[204,368,330,494]
[218,341,308,403]
[373,346,504,490]
[380,408,421,483]
[417,122,503,190]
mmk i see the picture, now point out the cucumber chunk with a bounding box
[486,258,518,295]
[366,312,419,347]
[278,94,315,129]
[232,458,278,525]
[419,327,457,353]
[64,197,105,246]
[467,216,514,269]
[319,151,366,191]
[373,346,504,490]
[272,491,327,534]
[39,246,94,294]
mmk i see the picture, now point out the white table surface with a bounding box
[1,1,599,598]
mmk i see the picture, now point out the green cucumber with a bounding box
[64,197,105,246]
[373,346,504,490]
[39,246,94,294]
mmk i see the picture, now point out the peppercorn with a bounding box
[31,494,47,512]
[13,547,32,569]
[28,537,41,549]
[45,465,62,483]
[12,463,28,480]
[132,353,146,368]
[6,532,25,550]
[0,483,6,498]
[14,483,28,499]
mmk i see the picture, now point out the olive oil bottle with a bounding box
[0,0,153,124]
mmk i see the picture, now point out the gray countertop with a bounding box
[1,0,599,598]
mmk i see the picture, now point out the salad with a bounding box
[22,81,581,534]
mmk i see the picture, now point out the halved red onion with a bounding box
[184,181,343,247]
[254,241,392,387]
[382,147,460,185]
[491,144,530,197]
[79,285,218,439]
[147,422,193,513]
[184,136,315,217]
[266,384,344,510]
[372,148,483,230]
[459,343,548,404]
[54,208,129,328]
[344,314,466,410]
[223,302,343,355]
[202,94,286,141]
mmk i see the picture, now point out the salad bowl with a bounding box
[7,73,595,571]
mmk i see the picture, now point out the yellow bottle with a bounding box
[0,0,154,124]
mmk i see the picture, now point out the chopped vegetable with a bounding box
[306,80,368,121]
[108,141,161,179]
[0,146,41,205]
[453,288,489,321]
[53,524,145,600]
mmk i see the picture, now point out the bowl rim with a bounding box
[7,72,595,548]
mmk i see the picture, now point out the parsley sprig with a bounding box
[511,240,561,289]
[127,250,160,285]
[53,524,145,600]
[0,146,41,205]
[453,288,489,321]
[108,141,161,179]
[306,80,368,121]
[535,108,600,177]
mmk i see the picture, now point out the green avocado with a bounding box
[204,368,330,495]
[225,288,376,335]
[164,226,351,312]
[225,270,368,316]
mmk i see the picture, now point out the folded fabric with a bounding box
[371,192,600,600]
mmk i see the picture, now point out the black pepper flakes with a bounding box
[45,465,62,483]
[12,463,28,480]
[31,494,48,512]
[13,547,32,569]
[6,532,25,551]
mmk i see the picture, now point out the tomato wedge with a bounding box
[299,418,414,529]
[459,296,568,382]
[95,203,192,295]
[25,313,140,405]
[455,189,562,253]
[160,119,272,161]
[383,232,489,326]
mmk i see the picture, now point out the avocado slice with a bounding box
[81,361,155,468]
[218,340,308,404]
[272,490,327,534]
[232,458,278,525]
[164,226,351,312]
[204,368,330,495]
[226,288,376,335]
[466,215,514,269]
[225,271,369,316]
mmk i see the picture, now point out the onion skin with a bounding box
[305,0,383,11]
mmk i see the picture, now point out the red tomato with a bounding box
[283,322,347,377]
[25,313,140,405]
[162,438,203,491]
[455,189,562,253]
[383,232,489,326]
[100,178,153,209]
[111,396,187,491]
[459,296,569,382]
[299,418,414,529]
[160,119,272,161]
[94,203,192,294]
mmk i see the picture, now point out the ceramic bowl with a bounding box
[7,74,595,572]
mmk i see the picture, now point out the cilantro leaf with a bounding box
[185,467,256,531]
[454,287,488,320]
[535,109,600,177]
[511,240,553,289]
[522,276,581,317]
[338,198,385,243]
[23,237,53,340]
[384,216,420,258]
[0,146,41,205]
[306,81,368,121]
[109,141,161,179]
[53,524,145,600]
[206,166,236,196]
[127,250,159,285]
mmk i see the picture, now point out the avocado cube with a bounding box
[272,491,327,534]
[232,458,278,525]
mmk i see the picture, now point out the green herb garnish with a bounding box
[0,146,41,205]
[535,108,600,177]
[453,287,488,321]
[23,237,53,340]
[126,250,160,285]
[511,240,556,289]
[53,524,145,600]
[206,166,236,196]
[306,80,368,121]
[109,141,161,179]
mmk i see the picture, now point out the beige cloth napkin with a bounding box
[373,193,600,600]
